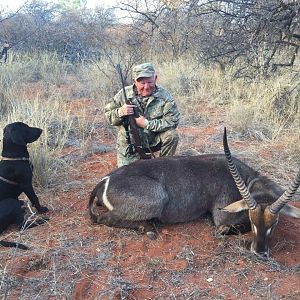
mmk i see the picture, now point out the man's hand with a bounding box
[135,115,149,128]
[118,104,136,116]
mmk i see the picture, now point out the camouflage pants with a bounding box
[117,129,179,167]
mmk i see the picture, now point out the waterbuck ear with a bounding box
[221,199,249,213]
[280,204,300,218]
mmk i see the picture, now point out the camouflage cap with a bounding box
[132,63,155,80]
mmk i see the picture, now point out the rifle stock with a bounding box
[116,64,151,160]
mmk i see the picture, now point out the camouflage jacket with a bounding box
[105,84,180,156]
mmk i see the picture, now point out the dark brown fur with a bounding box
[89,155,283,237]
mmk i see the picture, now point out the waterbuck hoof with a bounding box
[146,231,157,240]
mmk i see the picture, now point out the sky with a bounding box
[0,0,119,11]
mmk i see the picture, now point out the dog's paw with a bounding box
[37,206,49,213]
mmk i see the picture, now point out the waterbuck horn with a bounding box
[269,169,300,214]
[223,127,257,210]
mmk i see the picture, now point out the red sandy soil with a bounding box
[1,99,299,300]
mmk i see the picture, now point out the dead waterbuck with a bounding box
[89,129,300,257]
[222,127,300,257]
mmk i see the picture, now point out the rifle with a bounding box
[116,64,152,160]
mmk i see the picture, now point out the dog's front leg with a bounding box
[21,184,48,213]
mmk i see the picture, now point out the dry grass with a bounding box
[159,59,299,163]
[0,94,73,188]
[2,53,299,184]
[0,53,299,300]
[226,71,299,140]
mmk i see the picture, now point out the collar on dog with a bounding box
[0,175,18,185]
[1,156,30,161]
[1,156,33,171]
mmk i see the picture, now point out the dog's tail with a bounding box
[88,176,108,223]
[0,240,28,250]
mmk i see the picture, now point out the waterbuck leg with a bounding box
[96,211,157,239]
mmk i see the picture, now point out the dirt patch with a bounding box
[1,99,299,300]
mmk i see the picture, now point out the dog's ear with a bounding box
[10,129,27,146]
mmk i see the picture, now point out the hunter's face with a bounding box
[134,75,157,97]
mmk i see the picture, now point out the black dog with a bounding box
[0,122,48,249]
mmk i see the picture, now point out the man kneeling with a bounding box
[105,63,180,167]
